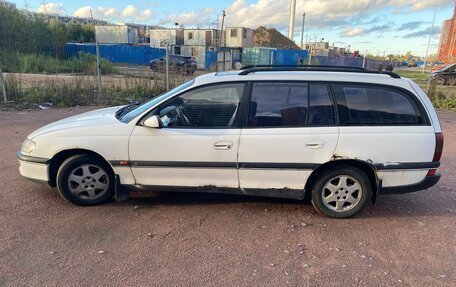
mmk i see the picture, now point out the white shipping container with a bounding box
[150,29,177,48]
[95,25,138,44]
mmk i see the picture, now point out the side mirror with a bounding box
[143,115,162,128]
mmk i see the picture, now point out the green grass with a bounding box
[0,50,117,75]
[396,69,456,111]
[3,74,168,107]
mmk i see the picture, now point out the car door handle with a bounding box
[306,141,325,149]
[214,141,233,150]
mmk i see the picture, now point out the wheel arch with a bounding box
[48,148,114,188]
[304,159,380,204]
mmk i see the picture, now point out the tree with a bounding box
[67,23,95,43]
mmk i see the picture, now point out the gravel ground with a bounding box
[0,107,455,287]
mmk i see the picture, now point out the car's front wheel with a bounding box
[311,166,371,218]
[56,155,114,206]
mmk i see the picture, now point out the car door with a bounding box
[237,82,339,190]
[128,82,245,188]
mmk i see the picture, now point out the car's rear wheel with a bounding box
[311,166,371,218]
[435,76,445,85]
[56,155,114,206]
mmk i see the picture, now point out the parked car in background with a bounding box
[428,63,456,85]
[17,65,443,218]
[149,55,197,75]
[407,60,418,67]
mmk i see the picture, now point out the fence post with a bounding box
[95,41,103,101]
[166,44,170,90]
[0,62,7,103]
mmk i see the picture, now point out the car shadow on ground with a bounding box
[110,188,454,219]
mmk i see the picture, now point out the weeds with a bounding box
[3,74,172,108]
[0,50,116,75]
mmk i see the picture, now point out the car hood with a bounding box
[28,106,125,139]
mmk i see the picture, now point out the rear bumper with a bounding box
[17,151,51,187]
[379,174,441,194]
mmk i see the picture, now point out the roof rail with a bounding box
[238,65,401,79]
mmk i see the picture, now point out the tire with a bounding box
[311,166,372,218]
[56,154,114,206]
[435,76,445,85]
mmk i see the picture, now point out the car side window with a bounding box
[308,84,335,126]
[248,82,308,127]
[333,84,423,125]
[156,83,245,128]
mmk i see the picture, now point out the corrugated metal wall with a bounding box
[242,47,276,65]
[64,43,166,65]
[205,50,217,70]
[273,50,309,65]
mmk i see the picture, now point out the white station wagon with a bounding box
[17,66,443,218]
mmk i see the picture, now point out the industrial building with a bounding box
[148,27,253,69]
[223,27,254,48]
[438,4,456,63]
[304,41,348,57]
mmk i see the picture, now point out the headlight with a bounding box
[21,139,36,153]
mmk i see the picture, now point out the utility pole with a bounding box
[288,0,297,40]
[93,14,103,101]
[218,10,226,49]
[300,13,306,49]
[218,11,226,72]
[422,6,437,74]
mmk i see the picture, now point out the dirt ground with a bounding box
[0,107,455,286]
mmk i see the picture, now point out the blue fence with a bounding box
[63,43,401,70]
[64,43,166,66]
[205,50,217,70]
[273,50,309,65]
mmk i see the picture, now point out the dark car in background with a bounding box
[150,55,197,75]
[429,63,456,85]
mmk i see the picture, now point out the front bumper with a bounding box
[379,174,441,194]
[17,151,51,187]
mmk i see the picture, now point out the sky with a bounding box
[10,0,456,56]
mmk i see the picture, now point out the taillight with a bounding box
[433,132,444,162]
[427,169,437,176]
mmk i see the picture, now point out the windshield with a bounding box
[119,80,195,123]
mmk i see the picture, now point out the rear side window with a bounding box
[248,83,308,127]
[333,84,423,125]
[248,82,336,127]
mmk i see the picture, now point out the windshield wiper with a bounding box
[116,100,141,119]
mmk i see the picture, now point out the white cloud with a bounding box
[73,6,93,18]
[121,5,138,18]
[161,7,217,28]
[342,28,365,37]
[138,9,153,21]
[38,2,66,15]
[73,5,153,21]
